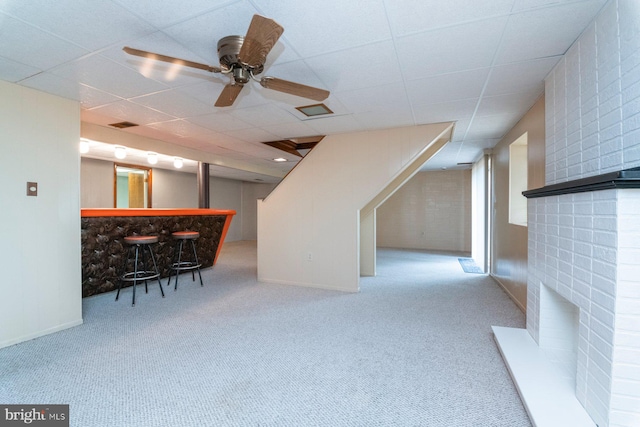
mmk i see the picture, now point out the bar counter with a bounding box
[81,208,236,297]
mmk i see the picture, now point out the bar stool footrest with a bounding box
[170,261,202,271]
[121,271,161,281]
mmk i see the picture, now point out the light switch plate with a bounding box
[27,182,38,196]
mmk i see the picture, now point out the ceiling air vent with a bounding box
[263,135,325,157]
[109,121,139,129]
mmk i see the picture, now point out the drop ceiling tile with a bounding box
[484,56,560,96]
[407,68,490,105]
[21,73,122,108]
[422,142,462,170]
[186,112,253,133]
[304,40,402,93]
[148,119,220,138]
[261,121,319,139]
[1,0,155,51]
[228,104,298,127]
[495,0,606,64]
[131,89,217,118]
[476,91,542,118]
[51,54,169,99]
[385,0,515,36]
[0,14,89,70]
[226,140,288,158]
[334,82,410,113]
[451,118,471,142]
[225,128,280,143]
[89,100,177,125]
[253,0,391,57]
[511,0,607,13]
[113,0,233,28]
[412,98,479,124]
[0,56,42,82]
[353,109,415,131]
[305,114,362,134]
[465,113,522,140]
[395,17,508,79]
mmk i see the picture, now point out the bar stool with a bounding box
[116,235,165,306]
[169,231,203,290]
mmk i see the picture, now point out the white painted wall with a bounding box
[257,123,453,292]
[0,81,83,349]
[81,157,113,208]
[241,183,276,241]
[211,177,242,241]
[153,168,198,208]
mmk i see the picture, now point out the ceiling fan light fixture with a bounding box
[296,103,333,117]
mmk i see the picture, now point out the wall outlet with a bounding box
[307,252,312,261]
[27,182,38,196]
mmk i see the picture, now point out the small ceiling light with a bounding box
[79,138,90,154]
[147,152,158,165]
[173,157,184,169]
[273,158,287,162]
[114,146,127,160]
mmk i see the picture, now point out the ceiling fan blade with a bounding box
[238,15,284,68]
[215,84,244,107]
[259,77,330,101]
[123,47,221,73]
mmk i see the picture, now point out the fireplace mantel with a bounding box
[523,167,640,198]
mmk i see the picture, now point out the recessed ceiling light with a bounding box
[295,103,333,117]
[173,157,184,168]
[273,158,288,162]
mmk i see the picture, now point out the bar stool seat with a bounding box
[116,235,165,306]
[169,231,203,290]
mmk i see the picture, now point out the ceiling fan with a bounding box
[123,14,330,107]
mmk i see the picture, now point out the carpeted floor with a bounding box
[0,241,530,426]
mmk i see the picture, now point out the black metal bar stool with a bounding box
[169,231,203,290]
[116,235,165,306]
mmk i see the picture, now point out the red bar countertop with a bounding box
[81,208,236,217]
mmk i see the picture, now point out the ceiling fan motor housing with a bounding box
[217,35,264,77]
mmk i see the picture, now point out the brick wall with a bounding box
[530,1,640,426]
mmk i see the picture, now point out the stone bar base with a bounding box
[81,209,235,297]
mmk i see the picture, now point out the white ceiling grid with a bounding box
[0,0,608,179]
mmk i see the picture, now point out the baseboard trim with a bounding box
[490,274,526,313]
[0,318,84,350]
[257,277,358,293]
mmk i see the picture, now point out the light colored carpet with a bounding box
[0,241,531,426]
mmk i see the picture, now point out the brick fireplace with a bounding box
[526,177,640,427]
[494,2,640,425]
